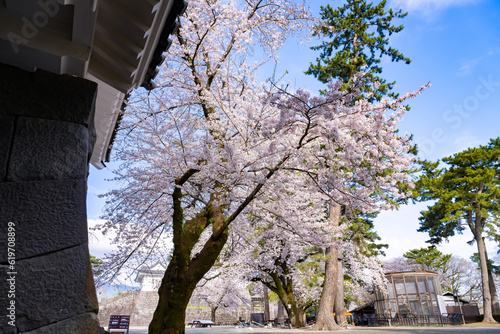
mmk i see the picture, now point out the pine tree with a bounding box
[403,247,452,272]
[416,138,500,323]
[346,211,387,257]
[334,212,386,325]
[307,2,411,326]
[306,0,411,100]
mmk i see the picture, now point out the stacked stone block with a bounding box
[98,290,262,327]
[98,292,139,328]
[131,291,159,326]
[0,63,103,333]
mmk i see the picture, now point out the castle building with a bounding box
[131,262,166,325]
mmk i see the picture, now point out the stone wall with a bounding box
[99,292,139,327]
[185,306,254,325]
[99,292,264,327]
[131,291,159,326]
[0,63,104,333]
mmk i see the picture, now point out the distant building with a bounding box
[351,271,465,326]
[442,292,480,323]
[374,270,447,316]
[442,292,471,307]
[134,262,166,292]
[131,262,167,325]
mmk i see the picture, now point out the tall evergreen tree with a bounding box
[334,212,387,326]
[90,254,104,279]
[403,247,452,272]
[306,0,411,100]
[307,2,411,327]
[416,138,500,323]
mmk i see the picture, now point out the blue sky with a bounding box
[373,0,500,260]
[87,0,500,263]
[269,0,500,260]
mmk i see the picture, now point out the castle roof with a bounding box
[135,261,167,283]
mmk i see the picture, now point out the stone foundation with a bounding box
[99,292,139,328]
[131,291,159,325]
[0,63,104,333]
[99,291,273,327]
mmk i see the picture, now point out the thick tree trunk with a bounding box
[334,261,346,326]
[264,257,305,328]
[269,273,304,328]
[277,300,285,325]
[148,262,196,334]
[298,307,306,325]
[263,285,270,322]
[149,194,229,334]
[489,269,500,314]
[211,307,217,323]
[313,201,342,331]
[286,299,304,328]
[475,226,496,323]
[469,184,497,323]
[313,245,340,330]
[148,230,228,334]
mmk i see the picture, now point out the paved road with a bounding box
[125,325,500,334]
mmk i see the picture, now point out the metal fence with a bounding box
[363,313,463,327]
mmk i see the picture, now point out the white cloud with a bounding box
[87,219,174,262]
[381,235,429,259]
[452,135,483,152]
[379,220,497,261]
[456,57,482,77]
[487,47,500,56]
[391,0,479,14]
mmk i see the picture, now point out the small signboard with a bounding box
[108,315,130,333]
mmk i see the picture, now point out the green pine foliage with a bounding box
[471,253,500,275]
[415,138,500,322]
[403,247,452,272]
[345,211,387,257]
[416,138,500,244]
[90,254,104,277]
[306,0,411,100]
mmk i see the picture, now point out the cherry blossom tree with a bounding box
[383,256,420,273]
[190,264,251,323]
[239,210,331,327]
[206,183,335,328]
[238,197,388,329]
[96,0,426,332]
